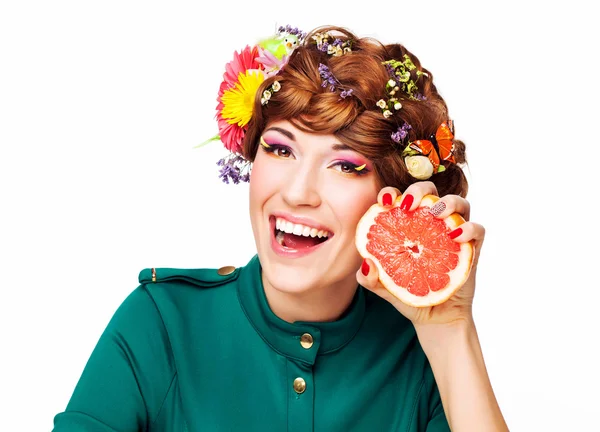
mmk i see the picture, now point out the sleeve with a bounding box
[53,285,176,431]
[426,399,450,432]
[426,379,450,432]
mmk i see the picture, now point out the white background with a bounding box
[1,1,598,430]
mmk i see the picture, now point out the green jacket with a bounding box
[53,255,449,431]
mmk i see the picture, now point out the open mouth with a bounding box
[271,216,332,250]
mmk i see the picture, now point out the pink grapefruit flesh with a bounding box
[356,194,474,307]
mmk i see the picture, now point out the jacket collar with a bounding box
[237,255,366,365]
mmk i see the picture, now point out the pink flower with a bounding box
[256,47,289,77]
[217,116,246,153]
[215,45,263,153]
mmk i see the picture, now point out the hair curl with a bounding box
[242,26,468,197]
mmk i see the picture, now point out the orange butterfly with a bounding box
[407,121,455,173]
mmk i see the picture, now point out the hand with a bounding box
[356,181,486,328]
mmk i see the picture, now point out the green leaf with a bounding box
[194,134,220,149]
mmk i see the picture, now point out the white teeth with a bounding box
[275,217,330,238]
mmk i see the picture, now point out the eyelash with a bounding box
[260,143,370,176]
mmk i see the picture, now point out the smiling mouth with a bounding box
[271,216,332,249]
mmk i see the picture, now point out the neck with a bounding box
[261,272,359,323]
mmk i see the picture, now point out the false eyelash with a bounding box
[259,136,271,149]
[330,161,371,176]
[260,140,293,158]
[260,137,370,176]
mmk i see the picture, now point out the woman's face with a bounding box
[249,120,380,296]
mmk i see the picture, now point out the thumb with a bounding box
[356,257,406,308]
[356,258,381,293]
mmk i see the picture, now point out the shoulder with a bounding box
[136,263,246,317]
[138,264,241,289]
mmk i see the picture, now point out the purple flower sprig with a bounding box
[391,122,412,144]
[216,153,251,184]
[278,25,307,41]
[318,63,353,99]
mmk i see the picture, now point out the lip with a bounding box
[270,212,334,235]
[269,216,331,258]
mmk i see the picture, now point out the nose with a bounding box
[280,164,322,208]
[286,42,293,48]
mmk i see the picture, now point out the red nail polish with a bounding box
[361,259,370,276]
[382,193,392,206]
[448,228,463,239]
[400,194,414,212]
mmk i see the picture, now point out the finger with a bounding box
[377,187,402,207]
[448,221,485,244]
[399,181,439,212]
[448,221,486,268]
[356,257,382,292]
[428,195,471,221]
[357,257,407,307]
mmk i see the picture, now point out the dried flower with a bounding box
[217,153,251,184]
[391,122,412,144]
[318,63,354,99]
[312,32,352,55]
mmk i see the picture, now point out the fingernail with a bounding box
[382,193,392,206]
[429,201,446,217]
[400,194,414,212]
[361,259,370,276]
[448,228,463,239]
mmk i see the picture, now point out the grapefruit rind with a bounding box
[355,194,474,307]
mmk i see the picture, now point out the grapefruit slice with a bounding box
[355,194,474,307]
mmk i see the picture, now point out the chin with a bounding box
[260,259,325,295]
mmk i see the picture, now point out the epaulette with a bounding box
[138,265,240,288]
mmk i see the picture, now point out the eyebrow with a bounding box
[264,127,352,151]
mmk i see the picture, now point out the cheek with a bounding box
[327,179,379,227]
[249,152,286,207]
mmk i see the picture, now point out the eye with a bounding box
[330,161,370,176]
[336,162,354,173]
[273,146,292,158]
[260,140,295,159]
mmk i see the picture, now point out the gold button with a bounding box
[151,268,157,283]
[300,333,313,349]
[293,377,306,394]
[217,266,236,276]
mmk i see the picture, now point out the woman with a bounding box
[53,25,508,431]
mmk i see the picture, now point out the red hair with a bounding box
[242,26,468,197]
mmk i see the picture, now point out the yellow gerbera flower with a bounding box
[221,70,265,127]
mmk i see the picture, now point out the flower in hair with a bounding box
[404,156,434,180]
[318,63,354,99]
[216,45,264,153]
[401,121,456,179]
[217,153,251,184]
[312,32,352,56]
[261,80,281,105]
[391,122,412,144]
[378,55,426,118]
[198,26,304,183]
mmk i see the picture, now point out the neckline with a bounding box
[237,255,366,364]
